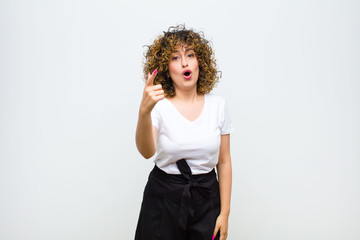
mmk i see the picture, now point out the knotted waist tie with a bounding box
[175,159,215,231]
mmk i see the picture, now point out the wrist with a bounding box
[220,209,230,217]
[139,105,152,116]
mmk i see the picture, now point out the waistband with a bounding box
[151,163,216,184]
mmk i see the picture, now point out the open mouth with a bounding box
[182,69,192,79]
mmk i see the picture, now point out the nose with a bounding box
[181,57,188,67]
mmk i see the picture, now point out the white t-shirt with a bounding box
[151,93,234,174]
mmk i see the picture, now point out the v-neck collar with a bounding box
[164,94,207,123]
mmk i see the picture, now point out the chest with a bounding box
[158,101,222,142]
[156,97,223,155]
[167,98,205,122]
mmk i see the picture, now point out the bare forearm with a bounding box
[135,108,155,159]
[217,159,232,216]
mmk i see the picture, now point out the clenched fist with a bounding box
[140,69,165,114]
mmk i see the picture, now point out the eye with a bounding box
[172,56,180,60]
[188,53,194,58]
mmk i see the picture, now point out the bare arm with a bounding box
[135,111,158,159]
[213,134,232,240]
[135,70,164,159]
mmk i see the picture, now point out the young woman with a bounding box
[135,25,234,240]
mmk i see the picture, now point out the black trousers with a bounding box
[135,159,221,240]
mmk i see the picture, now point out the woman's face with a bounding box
[168,43,199,93]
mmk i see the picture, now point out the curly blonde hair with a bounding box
[143,25,219,97]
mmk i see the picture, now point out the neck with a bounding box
[171,88,201,102]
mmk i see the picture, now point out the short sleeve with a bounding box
[151,106,160,129]
[220,98,235,135]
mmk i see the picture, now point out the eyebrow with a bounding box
[173,48,194,53]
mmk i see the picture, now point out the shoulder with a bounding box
[152,97,169,115]
[205,93,226,106]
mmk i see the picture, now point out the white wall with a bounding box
[0,0,359,239]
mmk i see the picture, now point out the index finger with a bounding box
[146,69,158,86]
